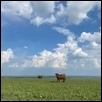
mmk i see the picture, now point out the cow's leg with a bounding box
[58,80,60,82]
[57,79,60,82]
[63,78,65,82]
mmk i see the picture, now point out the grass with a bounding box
[1,77,101,101]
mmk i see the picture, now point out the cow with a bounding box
[38,75,43,79]
[55,73,66,82]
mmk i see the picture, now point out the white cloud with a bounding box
[56,1,101,25]
[31,50,67,69]
[30,15,56,27]
[53,26,74,36]
[1,1,101,26]
[9,49,68,69]
[78,27,101,69]
[78,28,101,43]
[67,1,101,25]
[54,29,88,58]
[1,1,56,26]
[32,1,56,17]
[30,16,43,27]
[91,41,98,47]
[1,48,14,65]
[56,3,65,17]
[44,14,56,24]
[84,41,101,50]
[9,63,19,68]
[23,46,28,49]
[7,27,100,70]
[73,48,88,57]
[93,59,101,68]
[1,1,33,19]
[53,27,101,70]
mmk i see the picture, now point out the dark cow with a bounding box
[38,75,43,79]
[55,73,66,82]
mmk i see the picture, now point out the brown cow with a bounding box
[55,73,66,82]
[38,75,43,79]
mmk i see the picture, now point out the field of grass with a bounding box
[1,77,101,101]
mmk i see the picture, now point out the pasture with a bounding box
[1,76,101,101]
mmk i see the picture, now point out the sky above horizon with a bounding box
[1,1,101,76]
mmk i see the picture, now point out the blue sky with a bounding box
[1,1,101,76]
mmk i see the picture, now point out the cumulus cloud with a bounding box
[56,1,101,25]
[1,48,14,65]
[73,48,88,58]
[1,1,56,26]
[54,27,101,69]
[7,26,101,70]
[2,1,101,26]
[78,29,101,43]
[56,3,65,17]
[30,16,43,26]
[79,27,101,51]
[54,28,88,58]
[78,27,101,69]
[1,1,33,19]
[84,41,101,50]
[44,14,56,24]
[30,14,56,27]
[32,1,56,17]
[31,50,67,68]
[66,1,101,25]
[9,49,68,69]
[9,27,89,69]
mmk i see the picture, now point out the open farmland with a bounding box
[1,76,101,101]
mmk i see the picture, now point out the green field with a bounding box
[1,76,101,101]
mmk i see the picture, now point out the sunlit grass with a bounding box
[1,77,101,101]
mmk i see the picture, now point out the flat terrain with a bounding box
[1,76,101,101]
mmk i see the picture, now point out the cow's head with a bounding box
[55,73,59,76]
